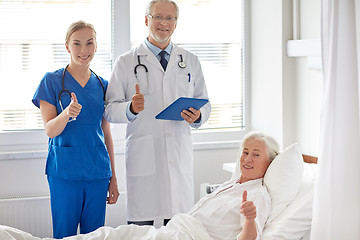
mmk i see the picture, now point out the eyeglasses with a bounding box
[147,15,177,23]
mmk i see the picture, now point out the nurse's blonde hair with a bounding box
[65,20,97,43]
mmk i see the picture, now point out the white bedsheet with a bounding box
[0,214,212,240]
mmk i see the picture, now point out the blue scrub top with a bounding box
[32,68,112,180]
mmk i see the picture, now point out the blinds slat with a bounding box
[0,0,112,131]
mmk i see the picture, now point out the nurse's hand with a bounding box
[181,107,201,124]
[130,84,144,114]
[107,176,119,204]
[65,92,82,119]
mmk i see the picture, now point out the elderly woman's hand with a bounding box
[240,190,257,221]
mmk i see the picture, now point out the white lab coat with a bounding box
[105,42,211,221]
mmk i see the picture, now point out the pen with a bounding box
[188,73,191,82]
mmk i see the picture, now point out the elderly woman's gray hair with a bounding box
[145,0,179,18]
[240,131,280,162]
[231,131,279,179]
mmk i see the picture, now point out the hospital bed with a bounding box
[0,143,317,240]
[208,143,317,240]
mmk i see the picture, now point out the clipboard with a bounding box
[155,97,209,121]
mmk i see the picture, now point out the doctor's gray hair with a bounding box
[146,0,179,18]
[65,20,97,43]
[240,131,280,162]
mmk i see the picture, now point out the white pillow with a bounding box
[262,163,317,240]
[264,143,304,223]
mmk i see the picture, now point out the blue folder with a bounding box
[155,97,209,121]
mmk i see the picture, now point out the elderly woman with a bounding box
[0,131,279,240]
[188,131,279,240]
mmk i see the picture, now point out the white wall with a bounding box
[250,0,321,155]
[250,0,292,148]
[0,146,237,199]
[296,0,322,156]
[193,145,237,201]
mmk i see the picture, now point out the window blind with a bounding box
[0,0,245,131]
[130,0,246,130]
[178,43,244,129]
[0,0,111,131]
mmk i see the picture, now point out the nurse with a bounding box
[32,20,119,238]
[105,0,211,226]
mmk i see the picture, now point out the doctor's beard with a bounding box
[149,31,171,44]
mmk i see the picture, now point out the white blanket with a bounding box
[0,214,212,240]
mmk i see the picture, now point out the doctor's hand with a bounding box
[240,190,257,221]
[130,84,144,114]
[65,92,82,119]
[181,107,201,124]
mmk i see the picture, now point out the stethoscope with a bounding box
[59,64,105,114]
[134,54,187,93]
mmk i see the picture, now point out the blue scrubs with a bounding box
[32,68,112,238]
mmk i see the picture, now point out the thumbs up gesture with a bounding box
[66,92,82,119]
[130,84,145,114]
[240,190,257,221]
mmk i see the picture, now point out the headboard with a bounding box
[302,154,318,164]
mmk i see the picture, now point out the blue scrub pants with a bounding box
[47,176,109,239]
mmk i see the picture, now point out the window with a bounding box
[0,0,112,131]
[0,0,248,142]
[130,0,246,130]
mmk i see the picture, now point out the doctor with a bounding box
[105,0,211,226]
